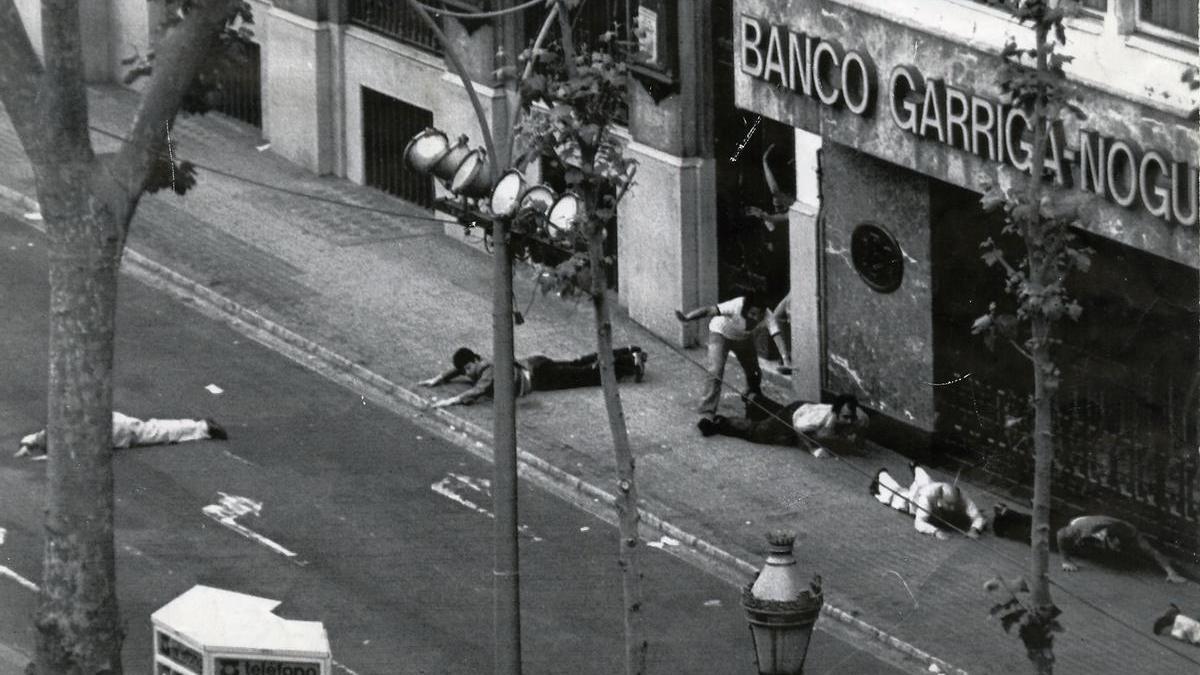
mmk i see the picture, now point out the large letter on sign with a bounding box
[890,65,922,133]
[741,16,764,77]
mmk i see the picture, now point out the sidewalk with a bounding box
[2,86,1198,674]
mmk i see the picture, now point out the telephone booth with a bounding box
[151,585,332,675]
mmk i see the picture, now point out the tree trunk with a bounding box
[35,188,127,674]
[1024,21,1057,675]
[587,229,647,675]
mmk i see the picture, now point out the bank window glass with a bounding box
[1080,0,1106,14]
[1137,0,1199,43]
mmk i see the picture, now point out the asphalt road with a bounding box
[0,210,904,674]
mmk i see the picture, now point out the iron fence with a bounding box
[349,0,443,53]
[938,368,1199,556]
[212,41,262,128]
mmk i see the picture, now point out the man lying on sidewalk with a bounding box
[1154,604,1200,645]
[696,392,868,458]
[15,411,228,460]
[872,463,985,540]
[421,346,647,408]
[992,505,1186,584]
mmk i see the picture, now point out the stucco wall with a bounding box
[618,142,717,346]
[733,0,1199,269]
[341,27,505,188]
[265,8,334,173]
[821,143,934,429]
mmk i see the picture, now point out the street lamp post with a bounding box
[742,531,823,675]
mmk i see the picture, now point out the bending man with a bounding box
[1057,515,1185,584]
[872,464,984,539]
[697,392,868,458]
[17,411,228,460]
[421,345,647,408]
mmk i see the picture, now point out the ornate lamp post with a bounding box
[742,531,823,674]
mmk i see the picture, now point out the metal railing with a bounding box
[349,0,443,53]
[937,368,1198,556]
[213,41,262,128]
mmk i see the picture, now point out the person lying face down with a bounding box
[16,411,227,460]
[993,505,1185,584]
[1154,604,1200,645]
[871,463,984,539]
[696,392,868,458]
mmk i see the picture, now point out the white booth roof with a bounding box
[152,585,330,657]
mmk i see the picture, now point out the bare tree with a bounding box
[0,1,252,671]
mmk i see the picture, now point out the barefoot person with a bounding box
[421,346,647,408]
[1057,515,1186,584]
[16,411,228,460]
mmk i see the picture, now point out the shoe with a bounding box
[697,417,719,437]
[811,447,829,459]
[206,418,228,441]
[633,351,647,383]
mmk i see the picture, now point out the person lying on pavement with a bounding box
[696,392,868,458]
[1154,604,1200,645]
[871,463,985,539]
[992,505,1186,584]
[16,411,228,460]
[420,345,648,408]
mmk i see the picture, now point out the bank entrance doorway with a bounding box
[713,1,792,357]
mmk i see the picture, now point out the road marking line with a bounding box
[202,492,308,565]
[431,474,542,542]
[0,566,38,592]
[331,660,362,675]
[0,527,38,592]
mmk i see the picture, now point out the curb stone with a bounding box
[0,185,968,675]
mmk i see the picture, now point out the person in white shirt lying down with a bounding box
[871,463,985,540]
[16,411,228,460]
[1154,604,1200,645]
[696,392,869,458]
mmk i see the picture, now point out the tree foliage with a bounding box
[507,29,637,299]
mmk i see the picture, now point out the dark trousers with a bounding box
[526,348,639,391]
[714,394,803,446]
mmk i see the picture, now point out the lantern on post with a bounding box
[742,531,823,674]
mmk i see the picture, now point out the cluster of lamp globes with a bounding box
[403,127,582,238]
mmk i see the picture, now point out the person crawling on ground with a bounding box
[696,392,868,458]
[1154,604,1200,645]
[16,411,228,461]
[871,463,985,540]
[421,345,648,408]
[992,504,1186,584]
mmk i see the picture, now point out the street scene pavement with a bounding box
[0,210,903,674]
[1,87,1199,674]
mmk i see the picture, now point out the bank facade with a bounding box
[733,0,1198,552]
[40,0,1199,548]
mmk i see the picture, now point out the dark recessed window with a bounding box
[851,223,904,293]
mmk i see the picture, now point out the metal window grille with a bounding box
[349,0,443,53]
[362,87,435,208]
[1138,0,1199,42]
[213,41,262,128]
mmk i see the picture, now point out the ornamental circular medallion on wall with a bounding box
[850,223,904,293]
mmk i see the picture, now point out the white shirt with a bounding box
[708,297,779,341]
